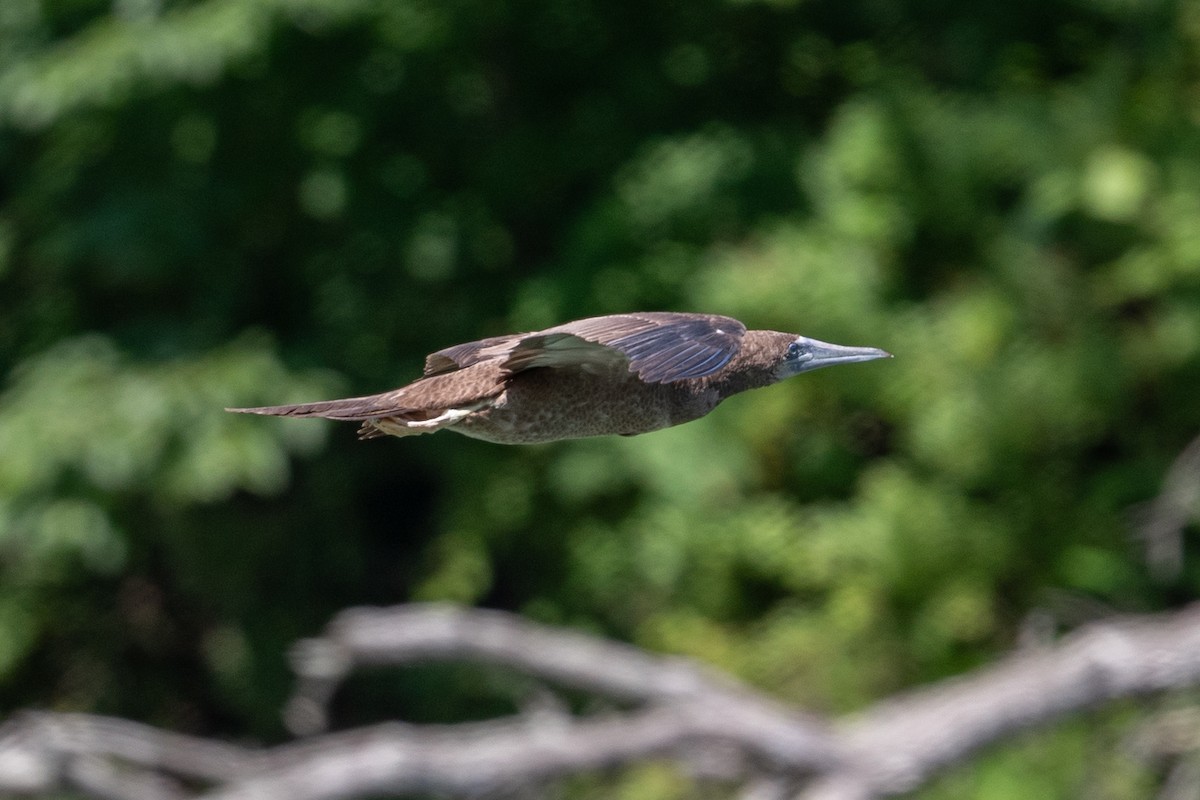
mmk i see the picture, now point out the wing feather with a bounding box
[423,334,518,376]
[226,391,414,420]
[228,362,505,420]
[504,312,745,383]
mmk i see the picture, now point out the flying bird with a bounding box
[227,312,890,444]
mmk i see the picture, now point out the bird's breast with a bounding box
[449,368,715,444]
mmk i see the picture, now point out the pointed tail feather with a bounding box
[226,392,401,421]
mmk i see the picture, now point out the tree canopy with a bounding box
[2,0,1200,796]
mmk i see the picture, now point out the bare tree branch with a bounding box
[210,709,824,800]
[0,712,256,796]
[805,602,1200,797]
[287,604,787,707]
[284,604,836,761]
[1136,433,1200,581]
[6,603,1200,800]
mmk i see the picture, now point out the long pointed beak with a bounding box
[792,337,892,375]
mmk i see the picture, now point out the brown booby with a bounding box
[227,312,890,444]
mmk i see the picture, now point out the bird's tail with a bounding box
[225,392,400,421]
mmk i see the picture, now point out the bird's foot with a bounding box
[357,406,483,440]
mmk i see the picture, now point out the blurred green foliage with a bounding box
[2,0,1200,796]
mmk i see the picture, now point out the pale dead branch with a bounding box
[4,602,1200,799]
[1136,433,1200,580]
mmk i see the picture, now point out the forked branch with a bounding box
[4,603,1200,799]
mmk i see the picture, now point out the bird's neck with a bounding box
[702,332,792,398]
[704,364,778,399]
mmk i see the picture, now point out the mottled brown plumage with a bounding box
[226,312,890,444]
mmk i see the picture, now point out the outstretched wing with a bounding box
[226,391,415,420]
[227,362,505,420]
[423,334,519,376]
[504,312,746,383]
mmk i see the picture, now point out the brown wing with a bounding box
[503,312,746,383]
[227,361,505,420]
[226,392,411,420]
[423,334,520,376]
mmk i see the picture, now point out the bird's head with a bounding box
[772,334,892,381]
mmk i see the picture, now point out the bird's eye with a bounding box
[786,342,803,360]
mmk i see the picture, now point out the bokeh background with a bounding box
[3,0,1200,796]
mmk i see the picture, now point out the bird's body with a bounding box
[227,312,889,444]
[441,365,714,444]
